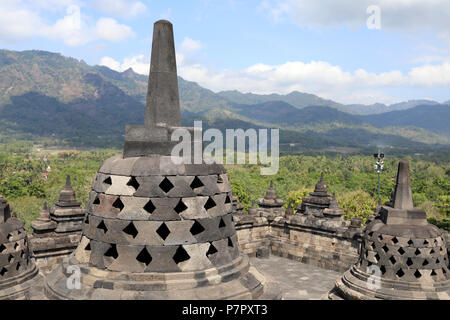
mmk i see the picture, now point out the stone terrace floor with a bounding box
[26,255,342,300]
[250,255,342,300]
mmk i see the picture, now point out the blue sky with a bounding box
[1,0,450,105]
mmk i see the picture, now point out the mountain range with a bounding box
[0,49,449,151]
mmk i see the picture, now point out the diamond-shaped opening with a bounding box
[103,177,112,185]
[204,197,216,211]
[174,199,188,214]
[14,243,19,250]
[406,257,413,266]
[423,239,429,245]
[206,243,218,256]
[219,217,226,229]
[378,234,383,241]
[156,223,170,241]
[217,175,223,183]
[93,196,100,205]
[367,261,373,267]
[392,237,399,244]
[414,248,421,256]
[0,244,6,253]
[436,258,440,264]
[407,239,413,246]
[0,267,7,276]
[159,177,174,193]
[85,242,91,251]
[225,195,231,204]
[112,198,124,212]
[431,269,437,276]
[143,200,156,214]
[398,247,405,255]
[382,244,389,253]
[396,268,405,278]
[442,268,447,274]
[97,220,108,233]
[189,221,205,236]
[414,270,422,278]
[127,176,140,191]
[8,254,14,263]
[15,262,20,271]
[20,250,25,259]
[374,253,380,262]
[104,244,118,259]
[136,247,152,266]
[7,233,12,240]
[190,176,204,190]
[370,242,376,250]
[173,246,190,264]
[380,265,386,275]
[422,259,429,266]
[430,248,435,254]
[228,237,234,248]
[123,222,139,239]
[368,231,374,237]
[389,256,396,265]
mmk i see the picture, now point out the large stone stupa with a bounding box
[329,160,450,300]
[45,20,264,300]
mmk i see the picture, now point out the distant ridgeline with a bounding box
[0,49,449,150]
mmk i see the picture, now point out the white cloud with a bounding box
[0,2,135,46]
[100,54,149,75]
[94,18,135,42]
[260,0,450,33]
[92,0,147,18]
[180,37,203,53]
[408,62,450,86]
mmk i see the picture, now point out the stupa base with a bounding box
[0,263,40,300]
[328,266,450,300]
[45,254,265,300]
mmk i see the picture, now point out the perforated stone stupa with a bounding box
[329,160,450,300]
[45,20,264,300]
[0,196,40,299]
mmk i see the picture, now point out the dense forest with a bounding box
[0,142,448,232]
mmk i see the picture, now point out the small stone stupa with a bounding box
[50,175,85,234]
[329,160,450,300]
[322,193,344,220]
[297,173,332,217]
[45,20,264,300]
[30,176,84,265]
[257,181,284,219]
[0,196,39,299]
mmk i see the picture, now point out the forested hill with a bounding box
[0,49,449,150]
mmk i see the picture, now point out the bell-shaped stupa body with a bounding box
[45,20,264,300]
[329,160,450,300]
[0,196,40,299]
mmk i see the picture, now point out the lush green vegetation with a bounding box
[0,145,448,232]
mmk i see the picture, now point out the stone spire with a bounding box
[0,195,11,223]
[123,20,189,158]
[145,20,181,128]
[392,160,413,210]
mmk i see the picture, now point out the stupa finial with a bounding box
[392,160,413,210]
